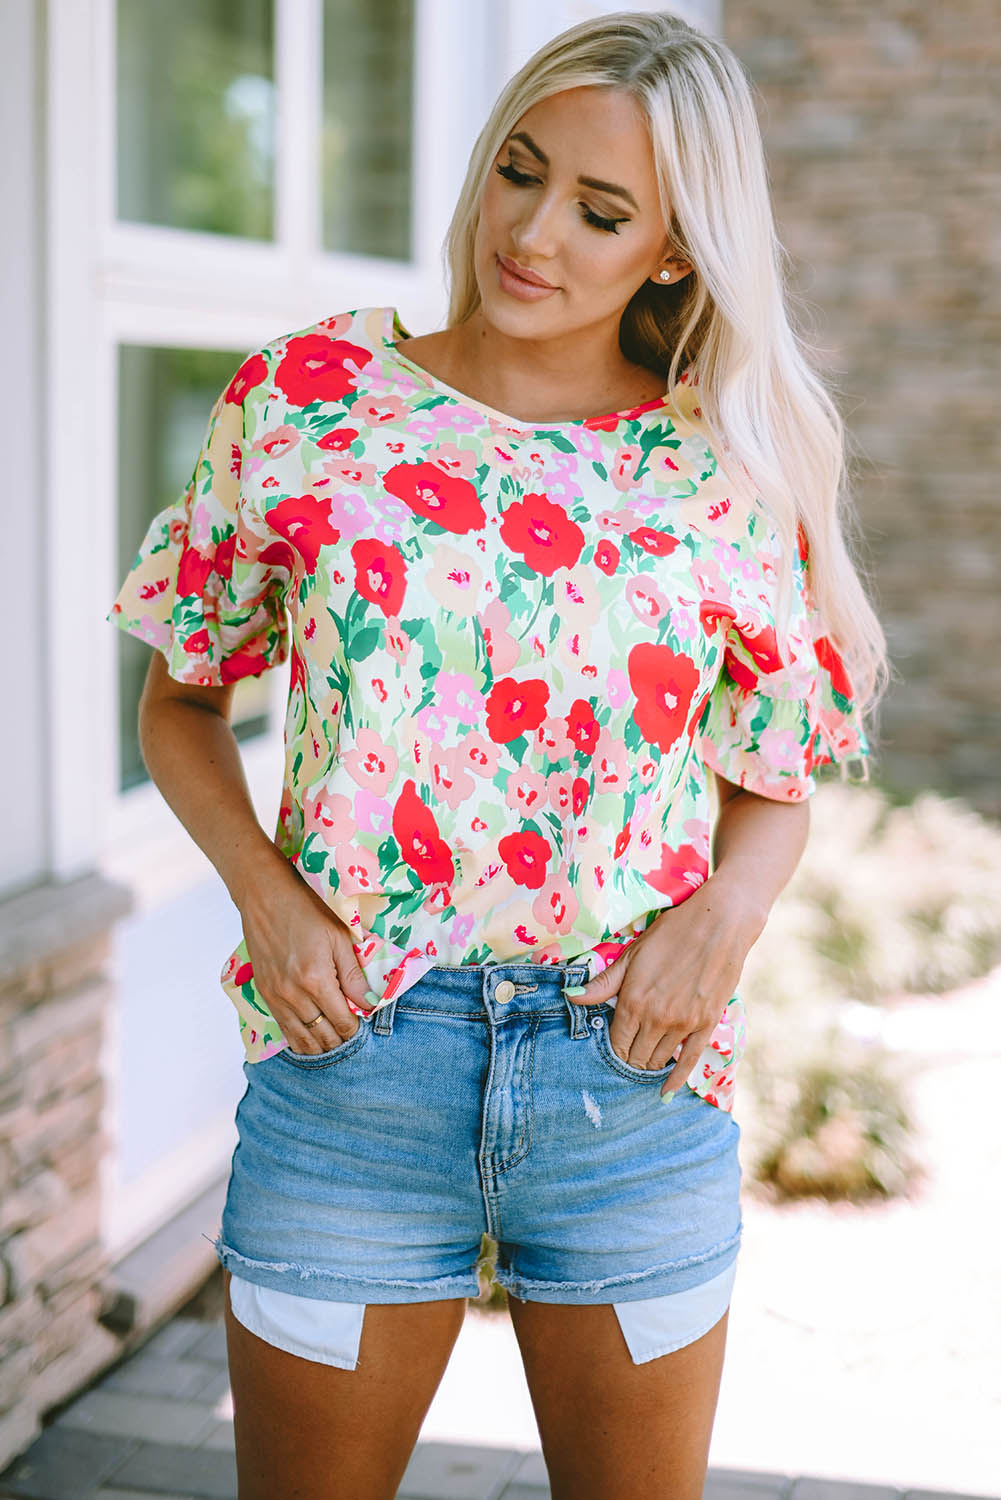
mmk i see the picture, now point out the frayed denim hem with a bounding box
[205,1234,481,1304]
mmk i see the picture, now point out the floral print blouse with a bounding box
[107,304,869,1112]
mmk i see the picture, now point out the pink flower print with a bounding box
[532,863,579,936]
[610,445,642,491]
[188,500,213,549]
[414,702,451,740]
[429,443,479,480]
[639,756,660,792]
[436,672,485,722]
[303,788,355,847]
[430,745,476,811]
[673,598,699,643]
[449,912,476,946]
[504,769,547,816]
[546,771,575,814]
[352,393,411,427]
[625,574,671,628]
[354,788,394,836]
[683,817,712,865]
[757,726,806,774]
[647,445,695,483]
[691,557,725,597]
[422,884,453,916]
[252,423,301,461]
[335,842,382,896]
[478,598,521,673]
[573,427,604,465]
[458,731,501,779]
[596,506,640,534]
[533,717,575,760]
[426,545,483,617]
[513,924,539,947]
[341,726,398,796]
[324,490,372,540]
[593,729,629,794]
[607,669,630,709]
[384,615,411,666]
[323,457,379,487]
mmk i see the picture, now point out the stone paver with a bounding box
[99,1441,237,1498]
[704,1471,792,1499]
[51,1392,216,1448]
[0,1425,139,1499]
[398,1439,524,1498]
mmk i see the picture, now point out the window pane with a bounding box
[116,345,273,793]
[117,0,275,239]
[322,0,415,259]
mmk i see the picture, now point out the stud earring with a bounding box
[659,270,671,281]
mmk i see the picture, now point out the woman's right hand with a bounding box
[237,851,376,1055]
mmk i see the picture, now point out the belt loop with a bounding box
[562,968,591,1040]
[371,997,398,1036]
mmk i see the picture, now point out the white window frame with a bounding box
[41,0,490,900]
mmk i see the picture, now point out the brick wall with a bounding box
[723,1,1001,816]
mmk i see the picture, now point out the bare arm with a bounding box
[137,652,371,1052]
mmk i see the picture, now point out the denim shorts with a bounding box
[212,962,743,1366]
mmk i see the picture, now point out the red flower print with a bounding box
[317,426,359,451]
[214,533,236,581]
[796,521,810,564]
[499,494,585,575]
[392,780,455,885]
[565,699,600,756]
[267,495,341,574]
[498,829,552,890]
[613,821,632,859]
[594,538,620,576]
[739,621,785,674]
[722,648,758,693]
[274,335,372,406]
[628,643,701,754]
[572,776,590,816]
[627,525,680,557]
[699,599,737,636]
[351,538,408,618]
[485,677,550,743]
[220,647,272,683]
[643,842,710,902]
[383,462,486,534]
[176,545,213,599]
[225,353,268,406]
[814,635,853,700]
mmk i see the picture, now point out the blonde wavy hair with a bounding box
[442,8,889,717]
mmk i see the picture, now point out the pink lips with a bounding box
[497,254,556,289]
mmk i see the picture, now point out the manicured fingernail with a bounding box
[660,1090,678,1106]
[565,985,588,998]
[364,989,381,1006]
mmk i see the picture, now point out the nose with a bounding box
[510,192,561,260]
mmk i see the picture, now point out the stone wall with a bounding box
[0,876,133,1469]
[723,1,1001,816]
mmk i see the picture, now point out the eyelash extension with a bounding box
[494,160,628,234]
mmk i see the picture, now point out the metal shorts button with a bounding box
[495,980,516,1004]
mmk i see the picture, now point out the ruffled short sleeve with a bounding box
[106,364,290,686]
[697,520,870,802]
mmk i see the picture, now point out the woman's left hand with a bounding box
[572,877,766,1100]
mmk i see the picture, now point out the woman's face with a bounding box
[473,85,690,342]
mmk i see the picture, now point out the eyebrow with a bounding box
[506,130,640,213]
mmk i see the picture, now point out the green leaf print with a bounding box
[378,835,399,866]
[546,433,578,454]
[299,836,329,876]
[346,625,381,661]
[591,461,608,481]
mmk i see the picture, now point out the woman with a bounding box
[108,10,886,1499]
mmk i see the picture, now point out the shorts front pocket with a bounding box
[589,1009,678,1084]
[278,1016,372,1070]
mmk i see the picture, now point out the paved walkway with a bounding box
[0,1307,987,1500]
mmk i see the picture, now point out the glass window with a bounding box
[321,0,415,259]
[116,0,276,239]
[115,345,274,793]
